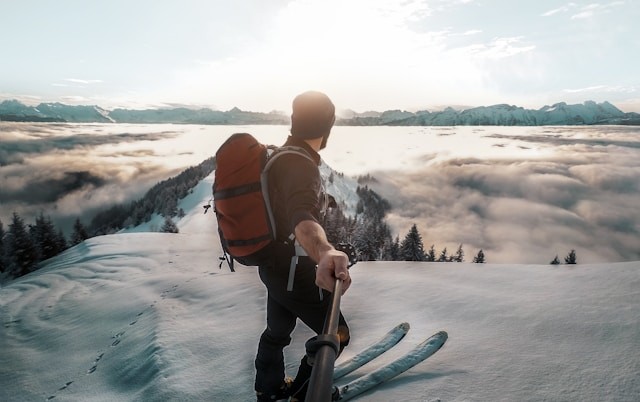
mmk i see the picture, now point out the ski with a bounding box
[333,322,410,380]
[334,330,448,401]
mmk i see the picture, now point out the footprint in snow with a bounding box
[160,285,179,299]
[46,307,148,400]
[111,329,127,345]
[4,319,21,328]
[87,352,104,374]
[58,381,73,391]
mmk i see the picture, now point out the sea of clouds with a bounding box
[1,123,638,263]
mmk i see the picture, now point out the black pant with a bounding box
[255,245,349,397]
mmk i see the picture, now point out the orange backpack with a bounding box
[212,133,313,270]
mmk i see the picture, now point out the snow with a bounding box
[1,172,639,401]
[2,99,632,126]
[321,162,360,217]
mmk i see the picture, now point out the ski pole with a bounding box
[305,278,343,402]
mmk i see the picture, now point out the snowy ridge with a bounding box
[0,100,288,125]
[1,174,639,401]
[119,163,360,234]
[33,102,115,123]
[341,100,640,126]
[321,162,360,217]
[2,99,639,125]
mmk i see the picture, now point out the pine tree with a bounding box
[30,213,60,261]
[473,249,486,263]
[162,191,178,217]
[382,235,400,261]
[550,255,560,265]
[426,244,436,262]
[399,224,426,261]
[453,244,465,262]
[437,247,449,262]
[71,218,89,246]
[6,212,39,277]
[564,250,577,264]
[350,186,393,261]
[322,207,346,245]
[353,219,378,261]
[161,216,179,233]
[56,229,68,254]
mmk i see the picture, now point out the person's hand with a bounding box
[315,249,352,294]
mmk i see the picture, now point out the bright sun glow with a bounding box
[166,0,503,112]
[250,0,477,108]
[150,0,601,113]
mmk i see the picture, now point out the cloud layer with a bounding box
[1,123,638,264]
[0,123,183,233]
[370,127,640,263]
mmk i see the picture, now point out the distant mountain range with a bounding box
[340,101,640,126]
[0,100,288,125]
[1,99,639,126]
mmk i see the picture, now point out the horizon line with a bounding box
[0,97,635,115]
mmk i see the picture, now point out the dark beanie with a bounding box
[290,91,336,139]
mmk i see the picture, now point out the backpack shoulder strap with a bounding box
[262,146,319,292]
[265,145,315,169]
[260,146,316,241]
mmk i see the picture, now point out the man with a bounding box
[254,91,352,401]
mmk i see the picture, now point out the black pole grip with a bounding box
[305,279,343,402]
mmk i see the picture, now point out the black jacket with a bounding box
[267,136,322,243]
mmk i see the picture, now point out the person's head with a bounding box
[290,90,336,150]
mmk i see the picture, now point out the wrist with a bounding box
[317,244,335,259]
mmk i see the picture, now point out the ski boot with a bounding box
[256,377,293,402]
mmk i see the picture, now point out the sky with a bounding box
[1,175,639,400]
[1,0,639,113]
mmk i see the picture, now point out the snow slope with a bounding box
[1,173,639,401]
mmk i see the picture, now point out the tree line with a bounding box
[0,213,90,279]
[89,157,215,235]
[322,185,486,263]
[1,157,215,280]
[323,182,579,265]
[550,250,578,265]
